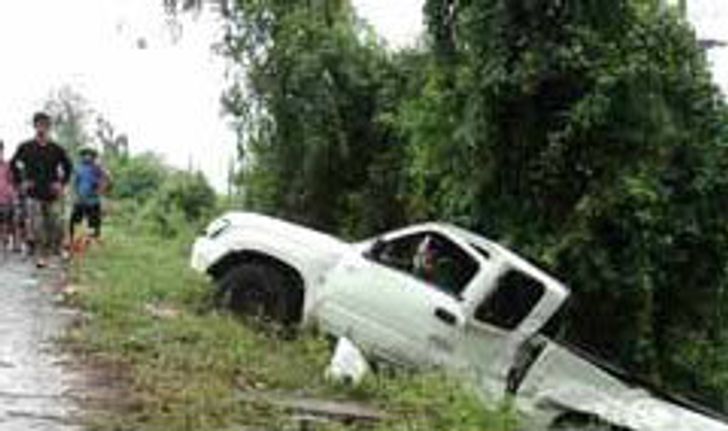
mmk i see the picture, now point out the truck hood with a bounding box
[216,212,350,281]
[517,341,728,431]
[223,212,348,252]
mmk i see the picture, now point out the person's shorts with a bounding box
[71,203,102,233]
[14,198,27,226]
[0,204,14,225]
[25,198,63,253]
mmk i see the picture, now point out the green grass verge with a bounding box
[66,223,516,431]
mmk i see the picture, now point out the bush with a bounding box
[107,153,168,203]
[105,150,217,238]
[158,171,217,222]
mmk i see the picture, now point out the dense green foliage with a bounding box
[417,1,728,400]
[105,152,216,236]
[222,0,414,236]
[219,0,728,410]
[106,153,168,202]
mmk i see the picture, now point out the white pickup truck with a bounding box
[191,212,728,431]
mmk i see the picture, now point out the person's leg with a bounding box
[0,207,8,251]
[32,200,59,266]
[10,204,19,252]
[52,200,64,256]
[89,203,102,238]
[48,201,64,257]
[7,206,15,251]
[37,200,62,265]
[69,203,83,245]
[16,198,29,254]
[37,201,52,266]
[26,199,43,263]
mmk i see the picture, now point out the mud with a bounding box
[0,256,82,430]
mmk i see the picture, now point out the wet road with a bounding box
[0,256,81,430]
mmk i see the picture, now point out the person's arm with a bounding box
[3,165,13,190]
[72,166,80,195]
[9,144,26,185]
[58,147,73,186]
[97,164,112,195]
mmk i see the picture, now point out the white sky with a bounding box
[690,0,728,91]
[0,1,232,188]
[0,1,725,190]
[354,0,424,47]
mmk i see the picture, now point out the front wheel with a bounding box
[215,262,302,328]
[550,414,625,431]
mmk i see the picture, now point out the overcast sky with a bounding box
[0,1,724,190]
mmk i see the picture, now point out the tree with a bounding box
[156,170,217,222]
[413,0,728,404]
[109,152,168,202]
[222,0,411,234]
[44,86,93,157]
[95,115,130,160]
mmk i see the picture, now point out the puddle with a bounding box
[0,256,82,430]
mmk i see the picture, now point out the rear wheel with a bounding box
[216,262,303,329]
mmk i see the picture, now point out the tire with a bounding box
[554,425,612,431]
[550,415,622,431]
[216,262,301,328]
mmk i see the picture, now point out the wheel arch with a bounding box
[209,249,307,323]
[209,250,301,280]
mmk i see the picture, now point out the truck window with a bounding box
[371,232,478,297]
[372,233,425,273]
[475,270,545,330]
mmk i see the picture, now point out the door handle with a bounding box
[434,307,458,326]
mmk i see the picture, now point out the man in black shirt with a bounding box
[11,112,72,268]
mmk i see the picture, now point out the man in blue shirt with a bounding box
[69,147,108,243]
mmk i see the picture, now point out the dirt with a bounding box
[0,255,84,430]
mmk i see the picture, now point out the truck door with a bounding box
[464,268,549,398]
[318,230,481,368]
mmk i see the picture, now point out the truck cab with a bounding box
[313,223,569,399]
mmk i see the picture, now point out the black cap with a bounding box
[79,147,99,157]
[33,112,51,125]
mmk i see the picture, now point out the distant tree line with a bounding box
[46,88,216,237]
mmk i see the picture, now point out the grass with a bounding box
[66,221,516,431]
